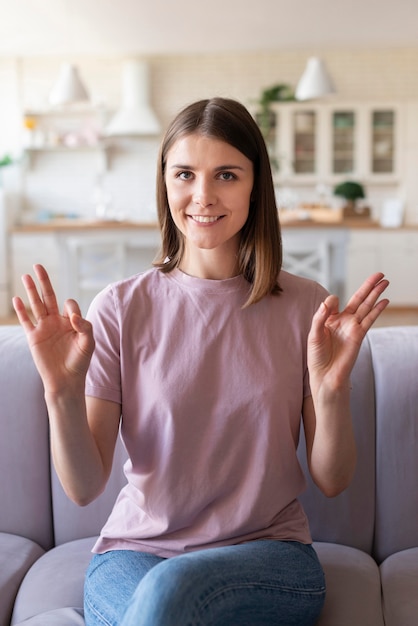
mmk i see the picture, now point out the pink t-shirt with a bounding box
[86,268,327,557]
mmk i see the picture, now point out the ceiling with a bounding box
[1,0,417,56]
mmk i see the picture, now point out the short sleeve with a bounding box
[85,285,122,404]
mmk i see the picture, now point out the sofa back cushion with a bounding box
[0,326,54,550]
[297,336,377,554]
[371,326,418,563]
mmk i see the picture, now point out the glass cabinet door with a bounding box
[332,111,355,174]
[293,111,316,173]
[371,110,395,173]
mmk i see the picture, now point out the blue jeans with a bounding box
[84,540,325,626]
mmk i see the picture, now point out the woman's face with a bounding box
[165,133,254,276]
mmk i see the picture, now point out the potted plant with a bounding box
[333,180,370,218]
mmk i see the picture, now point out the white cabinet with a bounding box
[268,101,402,185]
[11,226,161,314]
[346,229,418,306]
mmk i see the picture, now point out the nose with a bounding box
[192,177,217,208]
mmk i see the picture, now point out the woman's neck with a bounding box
[179,245,240,280]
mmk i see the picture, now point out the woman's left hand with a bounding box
[308,272,389,392]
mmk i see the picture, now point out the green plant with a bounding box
[333,180,365,202]
[256,84,295,139]
[255,84,295,172]
[0,154,13,168]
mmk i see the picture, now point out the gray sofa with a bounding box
[1,324,417,626]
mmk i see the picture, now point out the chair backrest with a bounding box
[282,237,331,291]
[64,237,129,314]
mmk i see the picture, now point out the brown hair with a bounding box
[154,97,282,306]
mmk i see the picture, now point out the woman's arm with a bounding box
[303,272,389,497]
[13,264,120,506]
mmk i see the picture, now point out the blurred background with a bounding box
[1,0,417,323]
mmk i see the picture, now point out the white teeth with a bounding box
[192,215,220,223]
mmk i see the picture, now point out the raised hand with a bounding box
[12,264,95,395]
[307,272,389,392]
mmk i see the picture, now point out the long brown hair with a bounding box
[154,97,282,306]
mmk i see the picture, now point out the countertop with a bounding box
[11,219,160,233]
[12,217,418,233]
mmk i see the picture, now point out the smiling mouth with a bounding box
[190,215,224,223]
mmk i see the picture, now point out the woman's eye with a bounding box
[219,172,236,181]
[178,171,193,180]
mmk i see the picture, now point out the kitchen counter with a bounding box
[11,216,418,233]
[8,219,387,235]
[11,219,160,233]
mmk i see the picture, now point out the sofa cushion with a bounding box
[380,547,418,626]
[11,537,95,625]
[12,608,85,626]
[298,338,376,554]
[0,326,53,551]
[0,533,45,626]
[314,542,384,626]
[371,326,418,563]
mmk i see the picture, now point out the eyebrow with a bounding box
[169,163,246,171]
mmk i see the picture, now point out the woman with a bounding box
[13,97,389,626]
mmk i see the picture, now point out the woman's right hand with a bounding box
[12,264,95,395]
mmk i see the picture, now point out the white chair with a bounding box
[282,238,331,291]
[64,236,128,314]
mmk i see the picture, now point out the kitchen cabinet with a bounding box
[267,101,402,185]
[346,229,418,306]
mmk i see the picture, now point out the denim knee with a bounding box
[120,541,326,626]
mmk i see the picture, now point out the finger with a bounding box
[345,273,388,317]
[33,264,60,316]
[63,298,83,320]
[322,294,339,316]
[354,279,389,323]
[63,299,94,345]
[12,296,35,333]
[70,311,93,337]
[309,298,336,342]
[359,297,390,332]
[69,311,95,355]
[21,273,48,321]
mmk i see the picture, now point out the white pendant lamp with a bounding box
[295,57,336,101]
[48,63,90,107]
[105,59,161,136]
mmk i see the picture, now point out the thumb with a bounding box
[70,311,95,357]
[64,298,93,337]
[309,301,330,342]
[70,311,92,335]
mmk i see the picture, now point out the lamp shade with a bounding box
[48,63,89,106]
[295,57,336,101]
